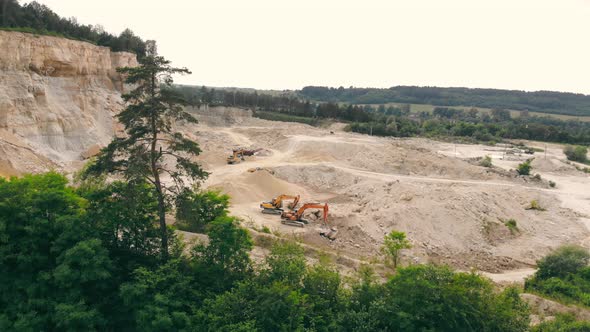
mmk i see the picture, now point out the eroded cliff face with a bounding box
[0,31,137,176]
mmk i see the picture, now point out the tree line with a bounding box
[176,85,590,145]
[0,0,147,56]
[300,86,590,117]
[349,107,590,144]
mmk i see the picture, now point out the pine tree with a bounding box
[85,45,207,260]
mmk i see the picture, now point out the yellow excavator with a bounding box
[281,203,337,240]
[227,148,262,164]
[260,194,300,215]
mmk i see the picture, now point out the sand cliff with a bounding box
[0,31,137,175]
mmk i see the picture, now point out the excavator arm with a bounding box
[282,203,328,226]
[281,203,336,239]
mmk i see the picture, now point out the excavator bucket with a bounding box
[320,228,338,240]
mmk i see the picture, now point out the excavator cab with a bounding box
[260,194,300,215]
[227,150,245,164]
[227,148,263,164]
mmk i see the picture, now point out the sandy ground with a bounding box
[178,109,590,279]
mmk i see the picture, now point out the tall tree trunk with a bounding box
[149,71,168,260]
[154,179,168,261]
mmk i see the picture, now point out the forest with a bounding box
[0,0,147,56]
[0,172,534,331]
[299,86,590,117]
[175,86,590,145]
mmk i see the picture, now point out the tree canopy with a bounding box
[300,85,590,117]
[0,172,535,331]
[0,0,147,56]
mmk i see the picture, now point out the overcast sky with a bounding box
[34,0,590,94]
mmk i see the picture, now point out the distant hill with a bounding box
[299,86,590,117]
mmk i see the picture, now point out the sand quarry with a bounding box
[178,107,590,279]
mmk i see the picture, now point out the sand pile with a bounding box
[210,170,306,205]
[532,157,579,175]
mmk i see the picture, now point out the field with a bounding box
[382,103,590,122]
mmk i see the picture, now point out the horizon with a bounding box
[33,0,590,95]
[181,83,590,96]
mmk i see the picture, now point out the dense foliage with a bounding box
[175,189,230,233]
[0,0,147,56]
[0,172,534,331]
[300,86,590,117]
[175,85,590,145]
[346,108,590,145]
[525,245,590,307]
[532,314,590,332]
[564,145,589,163]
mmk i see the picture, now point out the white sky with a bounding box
[34,0,590,94]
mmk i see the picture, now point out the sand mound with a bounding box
[210,170,306,205]
[272,165,360,191]
[532,157,579,174]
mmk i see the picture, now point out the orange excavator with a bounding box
[260,194,300,215]
[227,148,262,164]
[281,203,338,240]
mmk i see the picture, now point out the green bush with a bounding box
[525,246,590,308]
[564,145,589,163]
[527,199,546,211]
[479,155,493,167]
[504,219,519,234]
[536,245,590,280]
[175,189,230,232]
[517,159,533,175]
[532,313,590,331]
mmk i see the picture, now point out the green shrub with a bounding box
[504,219,519,234]
[564,145,589,163]
[525,246,590,308]
[532,314,590,332]
[517,159,533,175]
[527,199,546,211]
[536,245,590,280]
[175,189,230,232]
[549,180,556,188]
[479,155,493,167]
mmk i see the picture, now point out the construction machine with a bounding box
[281,203,337,240]
[227,148,262,164]
[260,194,300,215]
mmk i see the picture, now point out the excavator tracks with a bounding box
[281,219,306,227]
[261,208,283,215]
